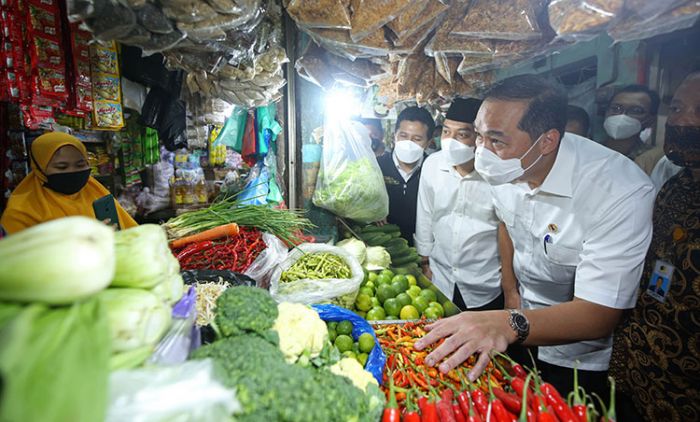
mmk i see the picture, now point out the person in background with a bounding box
[358,117,386,157]
[610,71,700,422]
[412,75,655,402]
[565,105,590,137]
[415,98,510,312]
[602,84,664,175]
[0,132,137,234]
[377,106,435,246]
[426,124,443,155]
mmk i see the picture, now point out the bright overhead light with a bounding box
[324,88,362,121]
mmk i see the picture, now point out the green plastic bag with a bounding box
[217,106,248,152]
[0,298,111,422]
[256,104,283,158]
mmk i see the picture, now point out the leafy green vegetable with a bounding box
[364,246,391,271]
[336,238,367,265]
[313,158,389,223]
[112,224,178,289]
[214,286,279,338]
[0,298,110,422]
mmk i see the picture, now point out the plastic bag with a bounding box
[451,0,544,41]
[313,119,389,223]
[148,287,197,365]
[389,3,448,48]
[287,0,352,29]
[312,304,387,385]
[106,359,240,422]
[548,0,624,40]
[607,1,700,43]
[349,0,413,42]
[244,232,289,289]
[135,3,173,34]
[270,243,364,306]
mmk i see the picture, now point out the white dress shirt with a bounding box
[392,150,424,183]
[490,133,655,371]
[415,151,502,308]
[650,155,682,192]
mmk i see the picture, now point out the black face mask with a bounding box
[44,169,91,195]
[664,124,700,168]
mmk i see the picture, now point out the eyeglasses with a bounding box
[607,104,648,117]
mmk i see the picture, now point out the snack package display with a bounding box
[349,0,413,42]
[451,0,545,41]
[90,41,124,129]
[286,0,352,29]
[548,0,625,40]
[607,0,700,43]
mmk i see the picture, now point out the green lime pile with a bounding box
[326,320,375,366]
[354,269,457,321]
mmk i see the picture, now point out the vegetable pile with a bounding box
[191,285,386,422]
[163,194,314,246]
[344,223,422,273]
[173,227,266,272]
[280,252,352,282]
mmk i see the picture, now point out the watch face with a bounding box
[513,314,528,330]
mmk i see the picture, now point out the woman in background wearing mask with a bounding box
[415,98,511,312]
[0,132,137,234]
[376,106,434,246]
[609,71,700,422]
[602,85,664,175]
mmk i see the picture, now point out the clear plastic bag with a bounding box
[349,0,413,42]
[312,119,389,223]
[451,0,544,41]
[106,359,240,422]
[148,287,197,365]
[244,232,289,289]
[548,0,624,40]
[287,0,352,29]
[135,3,173,34]
[270,243,364,305]
[390,4,448,48]
[607,0,700,43]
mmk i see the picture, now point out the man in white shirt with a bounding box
[415,98,512,311]
[414,75,655,400]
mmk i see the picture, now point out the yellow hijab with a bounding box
[0,132,137,234]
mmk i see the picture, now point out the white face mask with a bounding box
[604,114,642,140]
[442,138,474,166]
[394,140,424,164]
[474,136,543,186]
[640,127,652,143]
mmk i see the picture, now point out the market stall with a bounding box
[0,0,699,421]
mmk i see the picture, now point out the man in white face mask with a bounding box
[413,75,655,403]
[376,106,434,245]
[602,85,663,175]
[415,98,511,312]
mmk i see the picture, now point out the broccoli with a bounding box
[214,286,278,338]
[192,334,384,422]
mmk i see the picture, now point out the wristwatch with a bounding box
[508,309,530,344]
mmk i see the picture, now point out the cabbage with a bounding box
[150,272,185,306]
[336,238,367,265]
[98,288,172,353]
[364,246,391,271]
[112,225,174,289]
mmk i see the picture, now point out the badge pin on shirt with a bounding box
[548,223,558,233]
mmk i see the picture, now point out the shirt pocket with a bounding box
[544,243,580,266]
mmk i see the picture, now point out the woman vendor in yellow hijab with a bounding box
[0,132,137,234]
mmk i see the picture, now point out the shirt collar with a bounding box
[538,132,576,198]
[392,150,424,175]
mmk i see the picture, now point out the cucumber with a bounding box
[392,253,421,266]
[385,238,408,250]
[361,224,401,234]
[387,244,411,256]
[365,233,392,246]
[359,232,384,243]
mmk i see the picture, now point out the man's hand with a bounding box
[414,310,517,381]
[376,219,388,227]
[503,288,521,309]
[422,264,433,280]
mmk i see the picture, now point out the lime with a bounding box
[443,301,460,317]
[358,333,375,353]
[328,327,337,342]
[380,269,395,279]
[365,281,376,291]
[391,275,409,292]
[376,274,392,285]
[368,272,378,282]
[386,315,398,320]
[358,352,369,366]
[342,351,357,360]
[396,292,412,308]
[337,320,354,336]
[400,305,420,320]
[423,307,440,320]
[406,274,417,286]
[356,310,367,319]
[370,297,381,308]
[327,321,338,331]
[359,287,374,297]
[407,285,422,299]
[366,306,386,321]
[420,289,438,303]
[335,334,354,353]
[412,296,430,314]
[377,284,397,304]
[429,302,445,318]
[391,281,408,295]
[352,342,359,354]
[384,298,402,317]
[355,293,373,312]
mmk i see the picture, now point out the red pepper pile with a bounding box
[377,321,616,422]
[172,227,266,273]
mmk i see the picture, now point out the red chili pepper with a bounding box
[542,383,576,422]
[436,389,457,422]
[470,388,489,418]
[494,387,523,414]
[518,374,535,422]
[489,381,515,422]
[405,412,421,422]
[453,402,467,422]
[404,389,422,422]
[418,395,429,414]
[422,399,438,422]
[382,376,401,422]
[466,393,483,422]
[512,364,527,379]
[457,391,471,417]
